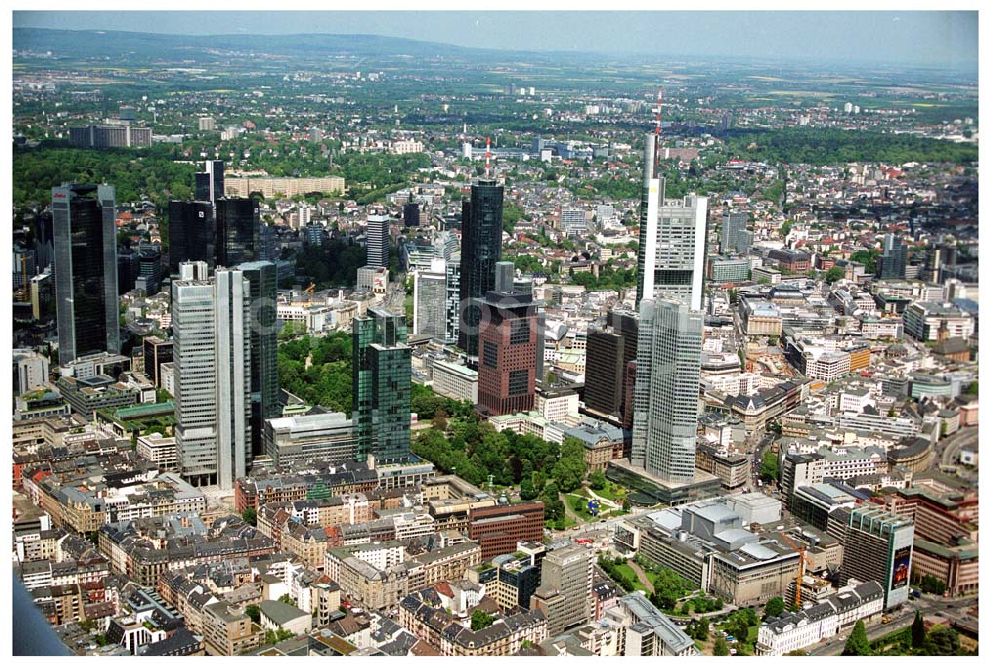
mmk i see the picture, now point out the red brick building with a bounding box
[477,292,540,416]
[468,502,545,560]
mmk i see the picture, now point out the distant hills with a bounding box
[12,27,549,64]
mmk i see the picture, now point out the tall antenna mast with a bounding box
[485,136,492,178]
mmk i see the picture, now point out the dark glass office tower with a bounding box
[878,233,909,280]
[195,159,225,203]
[353,308,411,463]
[52,184,120,365]
[168,200,215,273]
[458,178,504,360]
[216,198,260,267]
[237,261,280,459]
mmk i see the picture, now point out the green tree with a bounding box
[279,594,295,606]
[265,627,296,645]
[825,266,845,284]
[714,636,731,656]
[242,508,257,526]
[760,451,780,483]
[588,468,607,490]
[764,596,785,618]
[245,604,261,624]
[923,627,961,656]
[911,611,926,649]
[471,609,495,631]
[689,617,710,641]
[519,474,538,501]
[542,483,564,523]
[842,621,871,656]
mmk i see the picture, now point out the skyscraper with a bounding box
[530,544,595,635]
[238,261,280,460]
[828,504,914,609]
[195,159,225,204]
[878,233,908,280]
[216,198,260,267]
[636,134,708,310]
[494,261,515,293]
[172,263,251,488]
[476,291,540,416]
[458,178,504,360]
[584,309,639,425]
[52,184,120,365]
[353,308,411,463]
[414,258,447,340]
[631,298,703,482]
[366,214,391,269]
[720,211,750,254]
[445,260,462,345]
[167,200,215,273]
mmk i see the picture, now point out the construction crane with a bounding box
[777,532,816,610]
[304,282,316,294]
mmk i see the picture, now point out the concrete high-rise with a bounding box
[530,544,595,634]
[353,308,411,463]
[216,198,260,268]
[720,211,750,254]
[414,258,447,340]
[195,160,225,204]
[636,134,708,309]
[172,263,251,488]
[631,299,703,482]
[238,261,280,460]
[458,178,504,360]
[476,291,539,416]
[494,261,515,293]
[366,214,391,269]
[52,184,120,365]
[828,504,914,609]
[168,200,215,273]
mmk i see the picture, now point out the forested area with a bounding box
[727,128,978,165]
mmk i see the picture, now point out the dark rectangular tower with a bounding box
[216,198,260,268]
[52,183,120,365]
[168,200,215,273]
[458,178,504,360]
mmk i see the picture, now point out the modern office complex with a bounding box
[878,233,908,280]
[68,123,152,149]
[720,211,751,254]
[530,544,595,635]
[458,178,504,359]
[167,200,215,273]
[476,291,540,416]
[366,214,391,269]
[172,262,252,488]
[353,308,412,463]
[52,184,120,365]
[828,504,915,609]
[445,260,462,344]
[263,412,358,467]
[237,261,280,459]
[636,134,708,308]
[195,160,225,204]
[631,298,703,482]
[215,198,260,267]
[414,258,448,340]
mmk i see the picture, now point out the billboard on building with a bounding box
[892,546,912,589]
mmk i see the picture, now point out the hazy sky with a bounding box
[13,11,978,69]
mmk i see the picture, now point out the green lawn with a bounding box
[592,483,627,503]
[609,562,649,593]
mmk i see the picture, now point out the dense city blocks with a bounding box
[10,11,979,659]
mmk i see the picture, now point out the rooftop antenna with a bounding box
[485,136,492,178]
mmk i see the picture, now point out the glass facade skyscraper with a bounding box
[216,197,260,267]
[353,308,411,463]
[51,183,120,365]
[195,159,225,204]
[168,200,215,273]
[630,298,703,482]
[458,178,504,360]
[172,263,251,488]
[238,261,280,460]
